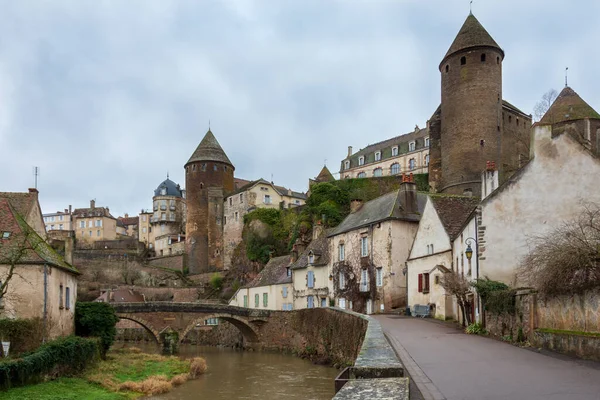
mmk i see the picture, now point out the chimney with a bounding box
[64,209,68,213]
[64,231,74,265]
[125,213,129,218]
[399,173,418,214]
[294,238,306,257]
[347,146,353,157]
[90,199,95,209]
[291,245,298,263]
[481,161,499,200]
[350,199,364,213]
[313,220,324,240]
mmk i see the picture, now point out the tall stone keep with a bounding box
[438,13,504,196]
[185,129,234,274]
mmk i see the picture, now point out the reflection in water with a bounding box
[130,343,337,400]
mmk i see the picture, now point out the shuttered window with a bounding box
[307,271,315,288]
[418,273,423,293]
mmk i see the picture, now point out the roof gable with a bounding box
[315,166,335,183]
[429,194,480,240]
[0,192,35,221]
[291,232,333,270]
[248,255,293,287]
[442,13,503,65]
[540,86,600,125]
[186,129,233,167]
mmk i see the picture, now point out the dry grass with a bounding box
[170,373,189,386]
[189,357,208,379]
[118,375,172,395]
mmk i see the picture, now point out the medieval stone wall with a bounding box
[501,107,531,180]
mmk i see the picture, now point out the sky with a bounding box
[0,0,598,218]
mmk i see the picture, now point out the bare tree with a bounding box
[0,225,37,304]
[533,89,558,122]
[519,202,600,298]
[440,271,473,326]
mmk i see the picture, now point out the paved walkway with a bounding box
[376,315,600,400]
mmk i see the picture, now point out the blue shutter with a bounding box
[282,287,288,298]
[308,296,314,308]
[307,271,314,288]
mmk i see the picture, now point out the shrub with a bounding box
[0,318,44,356]
[188,357,207,379]
[209,273,223,291]
[0,336,100,390]
[465,323,487,335]
[75,302,119,356]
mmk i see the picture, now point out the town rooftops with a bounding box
[72,205,115,219]
[154,178,184,198]
[441,13,503,67]
[0,199,78,274]
[328,190,427,237]
[290,232,332,270]
[228,178,307,200]
[429,194,480,240]
[95,288,145,303]
[119,216,139,227]
[186,129,233,167]
[540,86,600,125]
[247,255,293,287]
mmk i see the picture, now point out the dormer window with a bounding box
[160,188,167,196]
[286,267,291,277]
[374,151,381,161]
[392,146,398,157]
[308,251,315,264]
[358,156,365,166]
[344,160,350,170]
[409,141,416,152]
[1,232,10,239]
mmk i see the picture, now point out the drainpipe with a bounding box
[43,263,48,343]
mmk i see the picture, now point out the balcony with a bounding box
[169,206,176,211]
[160,205,167,211]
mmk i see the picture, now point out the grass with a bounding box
[536,328,600,338]
[1,347,207,399]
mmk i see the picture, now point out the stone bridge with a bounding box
[112,302,271,349]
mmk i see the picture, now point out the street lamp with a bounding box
[465,238,475,276]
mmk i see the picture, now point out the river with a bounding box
[128,343,338,400]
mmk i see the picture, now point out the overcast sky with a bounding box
[1,0,598,218]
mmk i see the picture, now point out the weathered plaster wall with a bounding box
[407,253,453,319]
[293,264,330,309]
[231,283,293,311]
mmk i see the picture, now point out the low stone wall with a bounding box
[147,254,186,272]
[537,291,600,332]
[485,289,534,340]
[533,330,600,361]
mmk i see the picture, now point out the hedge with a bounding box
[0,318,44,356]
[0,335,100,390]
[75,302,119,356]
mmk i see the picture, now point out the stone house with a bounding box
[291,229,332,309]
[43,206,72,233]
[0,189,46,238]
[406,194,479,320]
[223,178,307,269]
[118,214,139,238]
[340,126,430,179]
[327,177,426,314]
[150,177,186,252]
[72,200,117,244]
[229,255,293,311]
[0,194,79,339]
[138,211,153,246]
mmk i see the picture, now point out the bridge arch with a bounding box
[116,313,161,344]
[180,313,260,344]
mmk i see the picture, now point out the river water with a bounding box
[129,343,338,400]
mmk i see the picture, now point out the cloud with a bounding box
[0,0,598,218]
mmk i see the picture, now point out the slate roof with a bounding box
[290,231,333,270]
[442,13,503,66]
[315,166,335,183]
[186,129,233,167]
[0,199,78,274]
[96,288,145,303]
[429,194,480,240]
[0,192,35,219]
[154,178,184,198]
[247,255,293,287]
[540,86,600,125]
[72,206,115,219]
[328,190,427,237]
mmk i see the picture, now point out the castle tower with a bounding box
[184,129,234,274]
[438,13,504,196]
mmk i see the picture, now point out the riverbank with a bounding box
[1,347,207,400]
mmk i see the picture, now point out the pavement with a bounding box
[375,315,600,400]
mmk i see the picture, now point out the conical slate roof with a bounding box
[315,166,335,183]
[441,14,503,66]
[540,86,600,125]
[186,129,233,167]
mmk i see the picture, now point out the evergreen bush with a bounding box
[75,302,119,356]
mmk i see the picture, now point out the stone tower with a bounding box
[184,129,234,274]
[438,13,504,196]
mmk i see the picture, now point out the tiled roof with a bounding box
[328,190,427,237]
[72,206,115,219]
[429,194,480,240]
[290,232,332,270]
[96,289,145,303]
[0,192,35,219]
[248,255,293,287]
[442,13,503,65]
[234,177,251,190]
[315,166,335,183]
[186,129,233,167]
[540,86,600,125]
[502,100,530,118]
[228,178,307,200]
[0,199,78,274]
[119,216,139,226]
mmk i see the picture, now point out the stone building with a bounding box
[138,211,152,246]
[0,189,46,238]
[429,13,531,196]
[118,214,139,238]
[43,206,72,233]
[72,200,117,244]
[185,129,234,274]
[340,126,430,179]
[150,176,186,254]
[223,178,307,269]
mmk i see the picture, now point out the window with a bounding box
[160,200,167,210]
[360,269,369,292]
[161,212,166,220]
[417,273,430,293]
[282,287,288,298]
[142,215,147,222]
[205,318,219,325]
[308,252,314,264]
[376,268,383,287]
[263,293,268,307]
[88,230,92,237]
[361,236,369,257]
[243,295,248,308]
[192,164,196,171]
[50,225,55,230]
[95,219,102,227]
[235,212,239,221]
[373,168,383,177]
[409,158,416,170]
[358,156,365,166]
[390,163,400,175]
[201,163,207,171]
[425,154,430,166]
[80,221,85,228]
[213,164,218,171]
[435,275,440,285]
[264,195,271,204]
[481,53,486,62]
[460,56,466,65]
[286,267,291,277]
[409,141,416,152]
[142,227,147,234]
[344,160,350,169]
[321,298,327,307]
[59,284,64,309]
[357,172,366,179]
[240,193,243,203]
[59,215,64,221]
[223,216,227,225]
[339,272,346,289]
[392,146,398,156]
[307,296,314,308]
[65,287,70,310]
[88,220,93,228]
[229,198,232,206]
[338,243,345,261]
[161,188,167,195]
[170,212,175,221]
[255,294,259,308]
[97,230,100,237]
[307,271,315,288]
[445,64,449,73]
[425,137,430,147]
[374,151,381,161]
[339,298,346,309]
[497,56,500,64]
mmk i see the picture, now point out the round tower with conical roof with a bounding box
[184,129,234,274]
[439,13,504,196]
